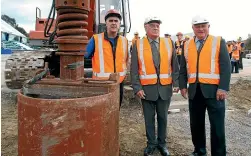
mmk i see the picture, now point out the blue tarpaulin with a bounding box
[1,47,12,54]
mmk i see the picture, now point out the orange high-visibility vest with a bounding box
[92,33,128,83]
[232,46,240,60]
[136,37,173,85]
[227,44,233,53]
[184,35,221,85]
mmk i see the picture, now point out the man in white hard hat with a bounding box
[179,16,231,156]
[131,16,179,156]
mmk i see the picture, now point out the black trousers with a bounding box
[189,86,226,156]
[141,98,171,148]
[239,52,243,69]
[119,82,124,108]
[231,61,239,73]
[177,55,181,65]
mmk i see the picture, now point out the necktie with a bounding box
[198,40,204,52]
[151,41,160,68]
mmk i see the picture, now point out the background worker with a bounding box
[184,35,190,42]
[132,32,140,44]
[175,32,185,64]
[85,9,128,108]
[179,15,231,156]
[227,41,233,59]
[231,41,240,73]
[164,33,171,38]
[131,16,179,156]
[237,37,245,70]
[130,32,140,54]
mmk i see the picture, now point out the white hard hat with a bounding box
[144,16,162,24]
[191,15,209,25]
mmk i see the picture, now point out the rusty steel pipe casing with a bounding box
[18,81,120,156]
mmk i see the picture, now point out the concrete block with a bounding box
[168,109,180,114]
[248,109,251,117]
[169,100,188,110]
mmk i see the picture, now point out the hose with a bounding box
[44,0,56,38]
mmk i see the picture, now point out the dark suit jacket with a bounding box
[130,37,179,101]
[179,36,231,99]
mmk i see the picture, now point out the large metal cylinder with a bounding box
[18,82,120,156]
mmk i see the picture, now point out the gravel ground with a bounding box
[1,80,251,156]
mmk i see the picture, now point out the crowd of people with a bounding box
[226,39,245,73]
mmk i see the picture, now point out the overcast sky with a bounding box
[1,0,251,41]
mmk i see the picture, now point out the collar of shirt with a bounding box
[104,31,119,40]
[148,37,159,44]
[104,31,119,47]
[195,36,207,43]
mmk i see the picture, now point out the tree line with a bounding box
[1,14,28,37]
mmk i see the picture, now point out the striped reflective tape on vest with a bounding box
[93,71,127,77]
[97,34,105,74]
[121,36,127,73]
[93,72,111,77]
[139,39,147,75]
[96,34,127,77]
[139,74,157,79]
[211,36,218,74]
[188,73,219,79]
[184,38,191,74]
[164,38,172,76]
[159,74,172,78]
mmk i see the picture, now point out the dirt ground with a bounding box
[120,79,251,156]
[1,79,251,156]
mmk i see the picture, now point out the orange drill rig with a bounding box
[17,0,131,155]
[5,0,131,89]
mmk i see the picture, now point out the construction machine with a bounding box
[4,0,131,89]
[17,1,131,155]
[28,7,57,47]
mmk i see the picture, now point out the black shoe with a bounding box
[144,146,156,156]
[157,146,170,156]
[189,152,207,156]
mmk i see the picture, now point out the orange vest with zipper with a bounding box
[184,35,221,85]
[232,46,240,60]
[136,37,173,85]
[92,33,128,83]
